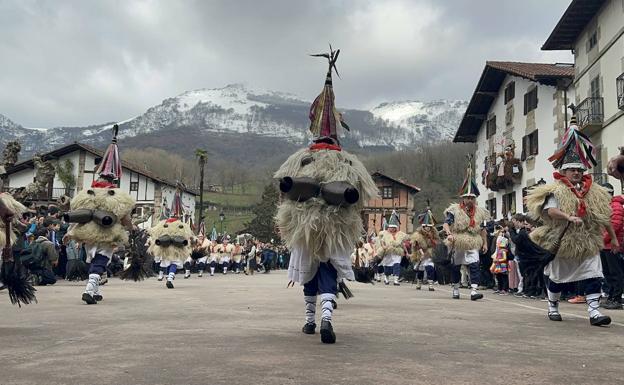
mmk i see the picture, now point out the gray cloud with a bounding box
[0,0,572,127]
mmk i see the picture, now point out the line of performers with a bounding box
[350,209,439,291]
[153,233,252,285]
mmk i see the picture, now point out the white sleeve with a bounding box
[542,194,559,211]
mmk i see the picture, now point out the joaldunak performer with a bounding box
[219,236,235,274]
[64,124,136,305]
[275,46,378,344]
[377,211,408,286]
[148,217,194,289]
[526,115,619,326]
[184,232,209,278]
[410,208,440,291]
[443,159,490,301]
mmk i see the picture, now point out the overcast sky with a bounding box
[0,0,573,128]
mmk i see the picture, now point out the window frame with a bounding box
[130,181,139,192]
[486,115,497,139]
[381,186,393,199]
[523,87,538,115]
[504,81,515,104]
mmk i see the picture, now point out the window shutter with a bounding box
[521,135,527,160]
[532,131,539,155]
[524,93,528,115]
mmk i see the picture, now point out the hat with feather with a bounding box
[308,45,349,150]
[548,106,597,171]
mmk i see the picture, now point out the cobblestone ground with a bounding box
[1,270,623,385]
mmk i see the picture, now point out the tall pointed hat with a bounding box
[548,107,597,171]
[309,45,350,148]
[170,182,184,219]
[417,208,436,227]
[198,221,206,237]
[388,210,400,228]
[459,156,480,197]
[94,124,122,188]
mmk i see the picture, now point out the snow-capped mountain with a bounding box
[0,84,467,166]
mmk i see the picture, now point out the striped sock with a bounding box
[320,293,336,322]
[304,295,317,324]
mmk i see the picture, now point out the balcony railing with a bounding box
[576,96,603,135]
[617,73,624,111]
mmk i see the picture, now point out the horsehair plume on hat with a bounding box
[459,155,480,197]
[548,104,597,170]
[95,124,122,186]
[308,44,350,147]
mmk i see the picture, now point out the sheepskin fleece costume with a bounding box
[0,193,27,248]
[274,148,378,262]
[378,230,408,257]
[444,203,489,251]
[410,227,440,261]
[526,181,611,262]
[67,188,135,248]
[147,219,194,263]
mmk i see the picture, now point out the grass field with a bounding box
[197,181,265,235]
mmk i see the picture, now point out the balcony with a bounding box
[576,96,603,136]
[617,73,624,111]
[0,186,74,201]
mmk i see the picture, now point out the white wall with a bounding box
[573,0,624,190]
[474,75,573,219]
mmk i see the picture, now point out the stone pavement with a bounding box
[1,270,623,385]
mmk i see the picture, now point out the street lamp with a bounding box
[219,210,225,234]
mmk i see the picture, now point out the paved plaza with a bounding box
[1,270,623,385]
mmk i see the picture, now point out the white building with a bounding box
[542,0,624,192]
[4,142,198,227]
[454,61,575,220]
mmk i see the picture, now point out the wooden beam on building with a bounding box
[475,91,497,97]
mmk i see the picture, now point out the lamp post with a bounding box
[219,210,225,234]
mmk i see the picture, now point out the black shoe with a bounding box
[393,282,400,286]
[82,293,97,305]
[166,281,174,289]
[184,275,190,279]
[470,292,484,301]
[428,287,435,292]
[93,294,103,302]
[320,320,336,344]
[548,312,562,321]
[603,300,623,310]
[590,315,611,326]
[302,322,316,334]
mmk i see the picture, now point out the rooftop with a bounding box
[6,142,199,196]
[542,0,607,51]
[454,61,574,143]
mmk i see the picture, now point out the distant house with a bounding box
[4,142,198,226]
[362,172,420,235]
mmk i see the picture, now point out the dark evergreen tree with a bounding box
[245,183,280,242]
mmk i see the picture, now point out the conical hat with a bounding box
[388,210,400,228]
[417,209,436,227]
[94,124,122,188]
[548,114,596,171]
[459,158,480,197]
[309,45,349,149]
